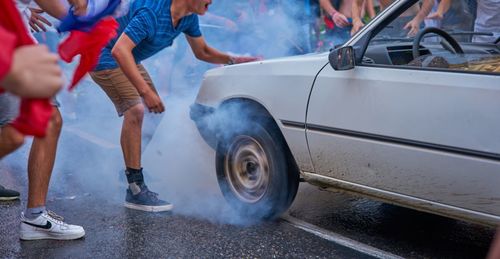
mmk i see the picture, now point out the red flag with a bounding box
[11,99,53,137]
[58,18,119,90]
[0,0,53,137]
[0,27,17,90]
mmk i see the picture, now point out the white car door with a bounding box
[306,61,500,216]
[305,3,500,218]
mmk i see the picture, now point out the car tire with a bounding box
[215,118,299,220]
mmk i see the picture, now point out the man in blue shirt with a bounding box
[90,0,258,212]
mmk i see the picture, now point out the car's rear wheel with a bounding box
[216,119,299,220]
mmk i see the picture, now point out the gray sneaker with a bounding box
[125,184,173,212]
[0,184,20,201]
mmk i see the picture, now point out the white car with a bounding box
[190,0,500,226]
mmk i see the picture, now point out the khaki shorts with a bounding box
[90,64,156,116]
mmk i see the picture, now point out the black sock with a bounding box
[125,167,145,195]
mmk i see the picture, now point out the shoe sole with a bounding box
[0,196,20,201]
[124,202,174,212]
[20,230,85,241]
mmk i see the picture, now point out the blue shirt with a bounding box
[95,0,202,71]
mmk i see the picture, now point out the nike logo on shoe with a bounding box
[23,221,52,230]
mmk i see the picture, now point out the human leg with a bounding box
[0,94,23,159]
[0,125,23,201]
[0,126,24,159]
[20,106,85,240]
[90,65,172,212]
[0,94,22,200]
[26,107,61,209]
[121,104,144,169]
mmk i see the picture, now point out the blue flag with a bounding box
[58,0,122,32]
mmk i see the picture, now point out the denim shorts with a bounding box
[0,93,20,126]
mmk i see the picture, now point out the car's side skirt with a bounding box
[301,171,500,227]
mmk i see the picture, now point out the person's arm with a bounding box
[351,0,365,35]
[185,35,258,64]
[33,0,67,19]
[67,0,88,16]
[111,33,164,114]
[34,0,87,18]
[30,0,88,31]
[427,0,451,20]
[319,0,350,27]
[403,0,434,36]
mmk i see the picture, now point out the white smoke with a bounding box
[6,0,313,225]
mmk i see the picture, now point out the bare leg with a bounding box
[0,126,24,159]
[120,103,172,211]
[121,104,144,169]
[27,107,62,208]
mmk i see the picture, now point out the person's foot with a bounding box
[125,184,173,212]
[20,210,85,240]
[0,184,20,201]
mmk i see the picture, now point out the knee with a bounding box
[125,104,144,124]
[10,130,25,149]
[51,108,63,131]
[4,127,25,150]
[46,108,62,137]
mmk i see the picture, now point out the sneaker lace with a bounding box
[47,210,66,225]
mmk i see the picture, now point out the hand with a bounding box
[67,0,88,16]
[29,8,52,32]
[332,12,350,28]
[351,19,365,36]
[403,18,422,37]
[427,12,444,20]
[141,89,165,114]
[231,56,261,64]
[1,45,62,98]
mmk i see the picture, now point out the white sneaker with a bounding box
[20,210,85,240]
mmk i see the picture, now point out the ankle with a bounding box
[125,167,144,184]
[24,206,46,220]
[126,167,145,195]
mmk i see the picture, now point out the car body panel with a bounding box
[307,65,500,217]
[195,54,329,172]
[191,0,500,226]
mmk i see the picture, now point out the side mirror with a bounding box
[329,46,355,71]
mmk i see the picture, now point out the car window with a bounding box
[361,0,500,74]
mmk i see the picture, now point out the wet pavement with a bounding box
[0,190,365,258]
[0,86,496,258]
[289,184,496,259]
[0,90,367,258]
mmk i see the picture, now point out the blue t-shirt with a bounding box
[95,0,202,71]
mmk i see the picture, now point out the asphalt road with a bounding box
[0,84,495,258]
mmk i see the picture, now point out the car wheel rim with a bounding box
[224,135,270,203]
